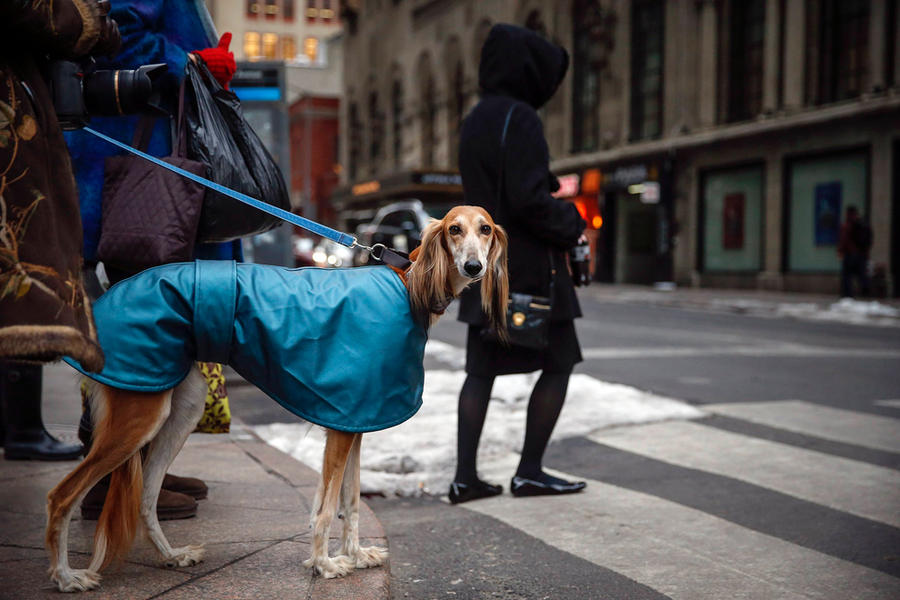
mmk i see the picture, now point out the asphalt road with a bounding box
[230,292,900,600]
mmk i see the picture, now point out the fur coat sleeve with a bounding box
[0,0,107,371]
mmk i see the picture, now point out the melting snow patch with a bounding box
[776,298,900,325]
[254,353,704,497]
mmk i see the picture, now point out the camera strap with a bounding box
[82,126,412,270]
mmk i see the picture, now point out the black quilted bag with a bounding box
[97,116,205,271]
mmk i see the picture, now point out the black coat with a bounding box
[458,25,585,325]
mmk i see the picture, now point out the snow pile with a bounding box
[254,343,704,497]
[776,298,900,325]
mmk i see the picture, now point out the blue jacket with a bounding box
[64,0,238,263]
[65,262,428,433]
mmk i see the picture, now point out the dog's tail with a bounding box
[89,448,143,572]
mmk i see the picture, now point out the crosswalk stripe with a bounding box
[465,455,900,600]
[705,400,900,453]
[587,421,900,528]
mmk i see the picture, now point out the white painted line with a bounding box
[706,400,900,453]
[588,421,900,527]
[465,456,900,600]
[582,345,900,360]
[873,399,900,409]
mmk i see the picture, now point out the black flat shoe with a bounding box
[448,480,503,504]
[3,430,83,461]
[510,476,586,497]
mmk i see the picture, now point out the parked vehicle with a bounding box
[353,200,453,266]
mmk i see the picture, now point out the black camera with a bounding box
[48,59,167,130]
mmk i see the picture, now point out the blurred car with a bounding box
[293,236,316,267]
[353,199,453,266]
[311,239,355,268]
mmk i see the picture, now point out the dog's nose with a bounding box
[463,260,483,277]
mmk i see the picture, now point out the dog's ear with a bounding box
[481,223,509,343]
[407,218,449,323]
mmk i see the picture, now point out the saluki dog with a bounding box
[45,205,508,591]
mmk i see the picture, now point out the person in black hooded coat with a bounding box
[449,24,587,503]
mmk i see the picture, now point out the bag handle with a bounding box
[174,71,189,157]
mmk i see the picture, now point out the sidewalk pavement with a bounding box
[0,363,390,600]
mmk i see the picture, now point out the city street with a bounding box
[232,287,900,599]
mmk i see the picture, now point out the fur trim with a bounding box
[0,325,104,372]
[71,0,102,56]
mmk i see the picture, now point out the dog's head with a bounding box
[408,205,508,332]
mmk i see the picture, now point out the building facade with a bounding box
[338,0,899,294]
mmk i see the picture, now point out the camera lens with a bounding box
[83,64,166,116]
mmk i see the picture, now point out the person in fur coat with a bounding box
[0,0,119,460]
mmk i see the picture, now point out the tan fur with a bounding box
[46,388,170,592]
[45,206,508,590]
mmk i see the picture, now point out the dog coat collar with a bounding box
[65,261,427,433]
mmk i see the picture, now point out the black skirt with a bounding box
[465,319,582,376]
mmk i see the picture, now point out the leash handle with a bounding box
[83,126,358,248]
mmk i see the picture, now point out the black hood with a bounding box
[478,24,569,109]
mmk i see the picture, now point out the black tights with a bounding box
[454,370,572,485]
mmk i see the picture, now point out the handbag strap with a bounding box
[131,117,155,151]
[496,103,555,303]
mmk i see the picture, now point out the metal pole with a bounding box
[303,100,316,221]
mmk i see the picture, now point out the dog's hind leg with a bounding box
[303,428,356,578]
[140,368,207,568]
[338,433,387,569]
[46,385,170,592]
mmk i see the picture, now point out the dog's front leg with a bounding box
[338,433,387,569]
[141,370,206,568]
[303,429,356,578]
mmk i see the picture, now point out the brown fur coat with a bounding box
[0,0,108,371]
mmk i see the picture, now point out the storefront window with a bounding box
[282,36,296,61]
[244,32,261,60]
[304,36,319,62]
[262,33,279,59]
[701,166,764,272]
[787,152,867,271]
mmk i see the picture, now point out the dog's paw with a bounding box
[304,554,355,579]
[164,544,205,568]
[353,545,388,569]
[51,568,101,593]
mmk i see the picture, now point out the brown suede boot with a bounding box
[162,473,208,500]
[80,476,198,521]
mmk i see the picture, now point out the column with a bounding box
[758,152,784,290]
[782,0,805,108]
[698,0,718,127]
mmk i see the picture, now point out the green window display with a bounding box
[702,166,763,272]
[787,152,867,272]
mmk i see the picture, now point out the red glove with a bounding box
[193,33,236,88]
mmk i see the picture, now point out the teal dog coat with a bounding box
[65,261,427,433]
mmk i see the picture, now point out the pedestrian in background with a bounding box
[64,0,239,520]
[837,205,872,298]
[0,0,119,460]
[450,24,587,503]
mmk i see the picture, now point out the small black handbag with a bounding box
[479,103,553,350]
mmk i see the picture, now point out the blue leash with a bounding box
[83,126,357,248]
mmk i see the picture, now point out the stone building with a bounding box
[336,0,899,295]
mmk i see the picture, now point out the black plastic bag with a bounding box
[182,60,290,243]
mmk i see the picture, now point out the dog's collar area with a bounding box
[367,243,412,271]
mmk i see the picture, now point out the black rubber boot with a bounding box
[1,362,83,461]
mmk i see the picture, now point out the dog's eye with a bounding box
[448,225,462,235]
[480,225,492,235]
